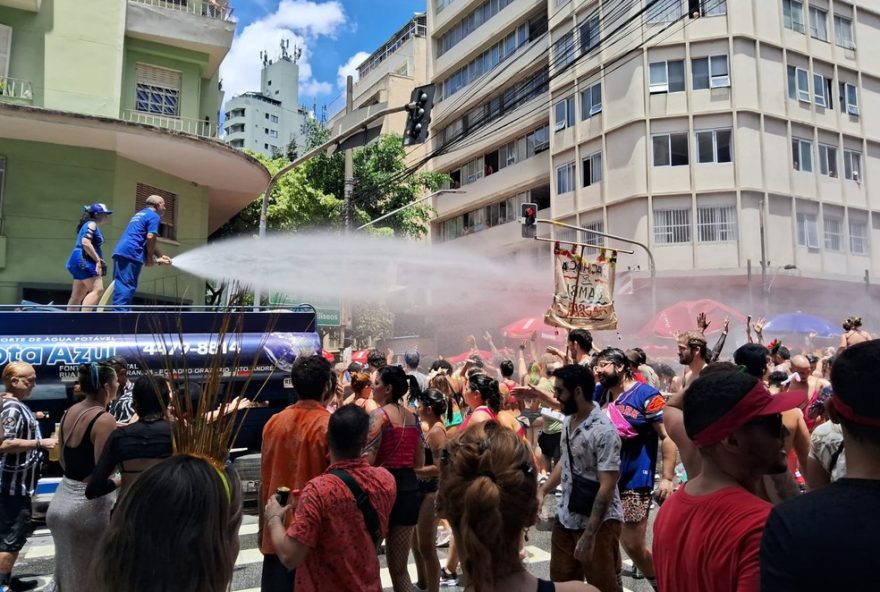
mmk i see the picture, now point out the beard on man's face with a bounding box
[561,395,579,416]
[599,370,621,389]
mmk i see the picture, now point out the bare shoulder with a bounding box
[554,582,600,592]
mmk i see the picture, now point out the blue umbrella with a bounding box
[764,312,838,338]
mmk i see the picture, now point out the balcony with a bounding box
[0,77,33,105]
[120,109,219,139]
[126,0,236,76]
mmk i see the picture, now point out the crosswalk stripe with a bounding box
[234,547,264,567]
[24,545,54,559]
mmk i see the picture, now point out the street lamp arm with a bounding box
[258,104,408,239]
[356,190,464,231]
[535,219,655,278]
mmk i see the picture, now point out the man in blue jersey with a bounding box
[594,347,676,592]
[112,195,172,310]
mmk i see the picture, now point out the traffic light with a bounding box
[521,202,537,238]
[403,84,435,146]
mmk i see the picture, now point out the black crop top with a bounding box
[62,410,105,481]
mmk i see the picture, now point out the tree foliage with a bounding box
[351,303,394,348]
[212,120,449,240]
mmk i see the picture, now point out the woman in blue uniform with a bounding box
[66,203,112,310]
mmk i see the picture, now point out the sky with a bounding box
[220,0,424,120]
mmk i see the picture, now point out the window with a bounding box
[269,130,278,138]
[553,31,575,69]
[265,113,269,119]
[783,0,805,33]
[582,152,602,187]
[647,0,682,24]
[818,144,838,177]
[813,74,828,107]
[653,132,689,166]
[554,95,576,131]
[692,55,730,89]
[834,15,854,49]
[579,13,600,55]
[843,150,861,181]
[698,205,737,242]
[839,82,859,116]
[701,0,726,17]
[649,60,685,93]
[0,156,5,224]
[696,129,732,163]
[581,220,605,254]
[809,7,828,40]
[581,83,602,119]
[654,208,691,244]
[135,64,181,116]
[792,138,813,172]
[824,216,843,251]
[135,183,176,240]
[436,0,517,56]
[464,157,484,184]
[787,66,810,103]
[797,212,819,248]
[270,115,279,123]
[849,219,868,254]
[556,162,576,194]
[441,23,530,98]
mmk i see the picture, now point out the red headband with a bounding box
[827,396,880,428]
[691,382,798,447]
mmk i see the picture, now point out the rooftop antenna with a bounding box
[260,50,268,67]
[280,38,291,61]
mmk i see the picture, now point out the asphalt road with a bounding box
[15,497,657,592]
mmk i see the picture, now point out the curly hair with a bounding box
[437,421,537,592]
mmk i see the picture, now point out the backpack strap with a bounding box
[329,469,382,547]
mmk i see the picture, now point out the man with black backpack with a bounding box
[265,404,396,592]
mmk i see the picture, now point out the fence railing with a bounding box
[0,77,34,104]
[120,109,219,139]
[129,0,235,22]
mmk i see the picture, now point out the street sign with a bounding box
[269,294,341,327]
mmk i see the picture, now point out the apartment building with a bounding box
[328,13,430,167]
[0,0,268,305]
[430,0,880,321]
[224,40,309,157]
[427,0,553,266]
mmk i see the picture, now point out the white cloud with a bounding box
[220,1,347,107]
[336,51,371,89]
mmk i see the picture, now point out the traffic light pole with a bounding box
[533,219,657,317]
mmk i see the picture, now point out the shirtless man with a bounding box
[677,331,709,390]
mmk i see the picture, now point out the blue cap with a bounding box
[87,202,113,215]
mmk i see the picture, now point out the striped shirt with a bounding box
[109,381,135,423]
[1,397,43,496]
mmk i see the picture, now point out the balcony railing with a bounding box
[0,77,34,104]
[129,0,235,22]
[121,109,219,139]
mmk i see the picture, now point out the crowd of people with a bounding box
[0,312,878,592]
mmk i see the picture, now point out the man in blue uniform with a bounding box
[112,195,172,310]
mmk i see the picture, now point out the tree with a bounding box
[351,303,394,348]
[213,120,448,239]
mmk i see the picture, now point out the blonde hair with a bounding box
[437,421,537,591]
[2,362,34,390]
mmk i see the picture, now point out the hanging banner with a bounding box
[544,242,618,331]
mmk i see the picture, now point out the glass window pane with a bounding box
[716,129,732,162]
[668,61,685,92]
[671,133,689,165]
[649,62,667,88]
[697,131,714,162]
[653,135,670,166]
[692,58,709,90]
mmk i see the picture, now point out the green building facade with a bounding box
[0,0,268,305]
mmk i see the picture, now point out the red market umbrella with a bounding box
[351,350,369,365]
[320,350,335,363]
[638,299,746,340]
[502,317,546,339]
[446,349,494,364]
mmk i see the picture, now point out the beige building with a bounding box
[428,0,880,321]
[328,13,429,166]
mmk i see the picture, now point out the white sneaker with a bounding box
[435,527,451,548]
